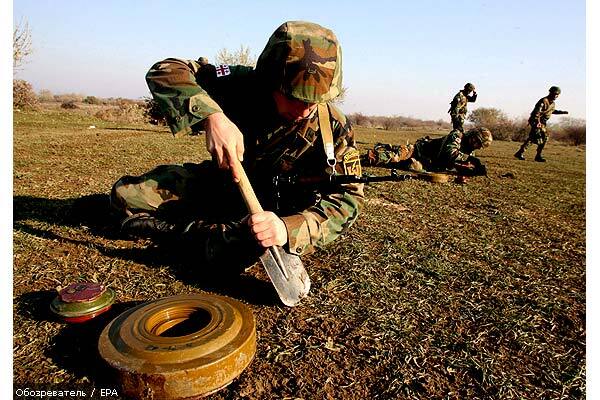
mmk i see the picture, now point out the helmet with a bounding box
[467,127,493,148]
[255,21,342,103]
[464,82,475,92]
[549,86,561,94]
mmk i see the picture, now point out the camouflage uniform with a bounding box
[448,83,477,132]
[365,128,492,176]
[111,21,364,257]
[363,143,414,167]
[515,87,568,161]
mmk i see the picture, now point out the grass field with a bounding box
[13,108,585,399]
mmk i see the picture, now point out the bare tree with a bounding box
[215,45,256,67]
[14,19,33,72]
[331,86,348,105]
[468,107,509,126]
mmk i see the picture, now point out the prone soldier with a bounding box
[364,127,493,177]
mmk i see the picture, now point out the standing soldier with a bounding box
[514,86,568,162]
[110,21,363,269]
[448,83,477,132]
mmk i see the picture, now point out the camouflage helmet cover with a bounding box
[464,82,476,92]
[549,86,561,94]
[255,21,342,103]
[467,127,493,148]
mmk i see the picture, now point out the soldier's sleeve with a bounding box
[281,106,364,256]
[467,92,477,102]
[530,98,545,124]
[439,131,470,164]
[449,93,460,115]
[553,109,568,115]
[145,58,224,136]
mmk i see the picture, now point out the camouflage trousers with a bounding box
[518,123,548,155]
[110,161,247,225]
[451,114,465,132]
[363,143,414,167]
[111,161,264,268]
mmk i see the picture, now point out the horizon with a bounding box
[12,1,586,122]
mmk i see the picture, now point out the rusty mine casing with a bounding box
[98,294,256,400]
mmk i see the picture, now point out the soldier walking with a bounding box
[514,86,568,162]
[448,83,477,132]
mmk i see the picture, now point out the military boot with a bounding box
[535,143,547,162]
[120,213,182,239]
[199,222,264,272]
[514,151,525,160]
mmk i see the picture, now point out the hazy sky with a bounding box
[13,0,586,121]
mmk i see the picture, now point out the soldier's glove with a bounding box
[466,156,481,167]
[475,163,488,177]
[459,156,487,177]
[469,157,488,176]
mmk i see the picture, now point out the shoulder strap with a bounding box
[318,103,336,174]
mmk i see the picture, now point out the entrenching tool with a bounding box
[232,160,311,307]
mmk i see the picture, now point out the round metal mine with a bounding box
[50,282,116,323]
[98,293,256,400]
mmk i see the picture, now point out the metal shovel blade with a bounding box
[259,245,311,307]
[230,159,311,306]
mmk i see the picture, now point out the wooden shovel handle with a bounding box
[231,159,263,214]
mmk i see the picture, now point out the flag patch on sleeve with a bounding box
[215,65,231,77]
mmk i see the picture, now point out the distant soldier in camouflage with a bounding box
[449,83,477,132]
[110,21,363,268]
[364,127,493,176]
[514,86,568,162]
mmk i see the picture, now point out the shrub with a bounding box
[95,102,145,123]
[61,101,79,109]
[509,119,531,142]
[468,107,509,127]
[347,113,451,130]
[142,96,167,125]
[561,125,586,146]
[381,116,400,131]
[13,79,38,110]
[83,96,102,105]
[468,108,530,142]
[38,89,54,103]
[54,93,84,103]
[478,118,529,142]
[553,118,586,146]
[347,112,372,127]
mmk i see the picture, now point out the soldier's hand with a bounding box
[476,163,488,176]
[247,211,288,248]
[204,112,245,181]
[466,156,482,167]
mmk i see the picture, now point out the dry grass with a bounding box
[13,108,585,399]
